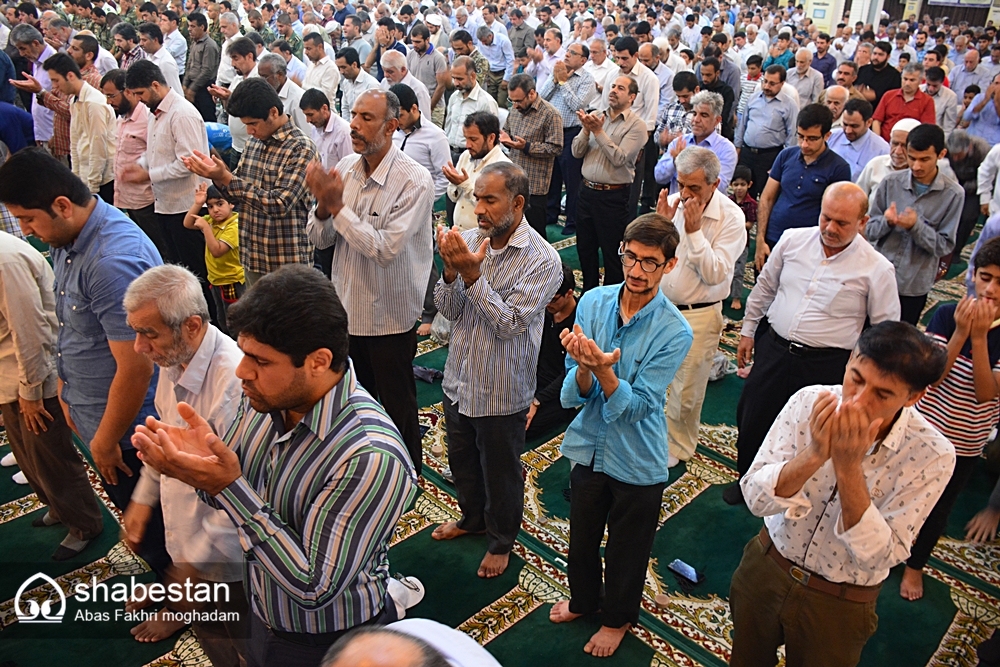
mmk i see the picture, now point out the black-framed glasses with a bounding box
[619,248,667,273]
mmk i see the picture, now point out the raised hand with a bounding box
[182,150,231,184]
[442,161,469,185]
[954,295,975,339]
[681,194,707,234]
[193,182,209,208]
[656,189,680,220]
[884,202,899,226]
[970,296,996,339]
[669,134,687,159]
[305,160,345,218]
[438,227,488,284]
[829,399,883,471]
[807,391,839,462]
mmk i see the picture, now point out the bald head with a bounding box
[795,49,812,70]
[819,182,869,251]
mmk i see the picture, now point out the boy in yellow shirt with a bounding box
[184,183,245,335]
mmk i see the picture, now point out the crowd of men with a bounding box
[4,0,1000,665]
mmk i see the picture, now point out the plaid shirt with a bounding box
[38,65,103,157]
[120,45,147,71]
[732,193,758,225]
[655,101,693,141]
[219,120,317,274]
[502,96,563,196]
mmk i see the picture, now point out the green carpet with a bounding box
[2,223,999,667]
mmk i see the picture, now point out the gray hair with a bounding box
[690,90,723,119]
[48,17,70,30]
[666,25,681,39]
[455,6,467,17]
[123,265,210,330]
[946,128,973,155]
[380,48,406,70]
[220,10,239,24]
[481,161,530,203]
[589,37,607,50]
[856,42,872,53]
[258,52,287,75]
[674,146,721,184]
[10,24,44,46]
[476,24,493,41]
[902,62,924,77]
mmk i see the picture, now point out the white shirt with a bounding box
[163,28,188,76]
[831,35,857,63]
[659,189,747,305]
[141,89,210,214]
[392,119,452,198]
[921,84,959,137]
[217,34,240,84]
[70,82,116,193]
[381,71,432,121]
[389,619,502,667]
[312,112,354,171]
[277,77,311,134]
[979,143,1000,216]
[583,57,618,92]
[95,46,119,76]
[742,384,955,587]
[30,44,57,143]
[447,144,511,231]
[304,55,341,104]
[340,69,381,121]
[444,83,499,147]
[741,227,900,347]
[287,55,308,83]
[526,46,565,93]
[148,46,184,96]
[227,65,258,153]
[601,60,660,131]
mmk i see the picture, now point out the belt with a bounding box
[769,328,850,358]
[759,528,881,603]
[743,145,784,154]
[583,179,630,191]
[676,301,720,311]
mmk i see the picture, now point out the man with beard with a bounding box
[122,265,248,659]
[828,98,890,182]
[548,212,692,659]
[431,161,562,579]
[305,89,433,476]
[443,56,498,223]
[856,41,901,110]
[445,110,511,232]
[130,265,417,667]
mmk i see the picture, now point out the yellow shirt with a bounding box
[203,213,245,286]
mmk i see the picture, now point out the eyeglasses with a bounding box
[619,248,667,272]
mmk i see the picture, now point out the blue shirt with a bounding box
[765,145,852,243]
[0,50,16,105]
[478,32,515,79]
[811,52,837,87]
[827,128,890,182]
[965,93,1000,146]
[560,285,693,485]
[735,89,798,149]
[0,102,34,153]
[53,198,161,447]
[654,131,738,195]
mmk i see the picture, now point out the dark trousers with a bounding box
[157,211,216,324]
[313,245,334,279]
[526,193,549,240]
[906,454,978,570]
[737,146,783,200]
[638,131,661,215]
[952,192,981,263]
[350,328,422,475]
[442,395,527,554]
[245,593,396,667]
[104,447,172,576]
[127,204,170,261]
[98,180,115,205]
[209,281,245,338]
[729,534,879,667]
[735,324,852,477]
[422,260,440,324]
[899,293,929,326]
[567,463,666,629]
[193,86,217,123]
[525,398,577,442]
[0,398,104,541]
[576,185,630,291]
[445,147,464,228]
[192,580,250,667]
[547,126,583,227]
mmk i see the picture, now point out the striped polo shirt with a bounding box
[916,304,1000,457]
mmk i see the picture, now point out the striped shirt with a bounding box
[916,304,1000,457]
[435,220,563,417]
[210,361,417,633]
[219,120,317,274]
[538,68,595,128]
[307,146,434,337]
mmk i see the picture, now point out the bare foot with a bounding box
[130,611,187,642]
[731,299,742,310]
[417,323,432,336]
[549,600,584,623]
[431,521,480,541]
[478,551,509,578]
[900,566,924,601]
[584,624,630,657]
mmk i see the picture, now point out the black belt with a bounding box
[769,328,850,358]
[676,301,720,311]
[743,145,783,154]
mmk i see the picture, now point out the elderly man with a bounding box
[723,182,901,506]
[379,49,431,120]
[951,49,993,103]
[215,12,244,86]
[476,24,514,107]
[305,89,433,475]
[657,147,746,467]
[525,26,565,92]
[445,111,510,232]
[8,25,57,155]
[734,64,798,199]
[856,118,925,197]
[828,98,890,182]
[821,85,848,128]
[921,66,959,136]
[871,63,935,142]
[867,124,964,325]
[122,265,248,659]
[786,49,824,107]
[655,91,737,196]
[965,74,1000,146]
[431,162,562,579]
[256,52,310,133]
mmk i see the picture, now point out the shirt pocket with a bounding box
[819,278,867,319]
[64,292,105,338]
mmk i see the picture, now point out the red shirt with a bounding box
[872,89,937,141]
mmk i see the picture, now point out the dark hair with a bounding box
[623,213,679,260]
[345,14,363,29]
[100,67,127,90]
[389,82,418,112]
[205,184,234,204]
[463,110,499,142]
[710,31,728,44]
[906,123,945,154]
[245,30,264,47]
[480,161,529,204]
[0,147,92,212]
[113,21,139,42]
[376,15,395,29]
[975,236,1000,273]
[839,59,858,75]
[43,52,82,79]
[700,56,720,73]
[764,63,787,82]
[615,35,639,55]
[925,66,945,83]
[73,33,100,61]
[303,32,325,48]
[337,46,361,66]
[300,87,330,111]
[227,265,349,370]
[673,70,697,92]
[797,103,833,134]
[16,1,37,18]
[874,39,892,55]
[451,28,473,44]
[634,20,650,34]
[227,36,257,58]
[556,262,575,296]
[137,21,163,43]
[508,72,536,95]
[228,77,283,120]
[855,321,946,391]
[188,11,208,28]
[731,164,752,184]
[410,23,429,40]
[125,58,167,87]
[843,97,874,121]
[272,39,293,55]
[746,54,763,67]
[140,1,159,13]
[965,84,982,97]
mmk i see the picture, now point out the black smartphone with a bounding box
[667,558,704,585]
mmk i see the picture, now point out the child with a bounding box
[900,236,1000,602]
[959,84,981,128]
[183,183,245,336]
[737,54,763,119]
[729,165,756,310]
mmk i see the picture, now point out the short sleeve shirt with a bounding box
[203,212,245,286]
[765,146,852,243]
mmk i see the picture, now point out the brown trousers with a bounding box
[1,397,104,540]
[729,533,880,667]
